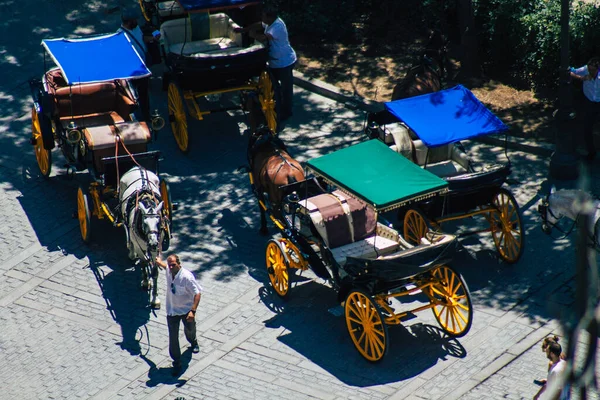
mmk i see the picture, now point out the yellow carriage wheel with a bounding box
[258,71,277,132]
[138,0,152,22]
[31,108,52,178]
[426,265,472,337]
[490,188,524,264]
[159,179,173,223]
[167,82,190,153]
[279,238,308,270]
[344,289,388,362]
[77,187,92,243]
[404,208,429,246]
[266,239,290,298]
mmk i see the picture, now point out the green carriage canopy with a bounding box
[306,140,448,212]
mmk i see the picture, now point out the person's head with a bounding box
[261,5,278,25]
[587,57,600,77]
[166,254,181,274]
[121,8,140,29]
[546,341,563,363]
[541,335,559,352]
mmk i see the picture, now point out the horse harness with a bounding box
[539,198,600,246]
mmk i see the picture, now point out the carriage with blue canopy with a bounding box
[138,0,278,152]
[29,32,172,263]
[258,140,473,362]
[366,85,524,264]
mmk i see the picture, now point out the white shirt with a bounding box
[572,65,600,102]
[165,267,202,316]
[262,18,296,69]
[119,25,147,62]
[543,359,570,400]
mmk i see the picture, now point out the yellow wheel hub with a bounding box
[427,265,472,337]
[490,189,524,263]
[266,240,289,297]
[258,71,277,132]
[31,108,52,177]
[404,209,429,245]
[167,82,189,153]
[344,290,387,362]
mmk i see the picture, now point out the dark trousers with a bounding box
[270,62,295,120]
[167,314,197,365]
[133,76,151,123]
[583,97,600,156]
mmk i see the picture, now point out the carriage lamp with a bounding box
[66,121,82,145]
[151,109,165,131]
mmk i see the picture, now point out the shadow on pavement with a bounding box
[258,282,467,387]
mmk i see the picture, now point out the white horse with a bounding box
[119,166,167,309]
[538,188,600,248]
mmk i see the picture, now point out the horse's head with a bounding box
[423,29,448,77]
[248,125,285,165]
[139,200,164,250]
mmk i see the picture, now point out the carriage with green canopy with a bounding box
[257,140,473,362]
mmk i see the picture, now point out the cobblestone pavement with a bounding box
[1,1,599,399]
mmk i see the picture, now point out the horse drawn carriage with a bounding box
[29,32,172,308]
[140,0,278,152]
[248,137,473,362]
[366,85,524,264]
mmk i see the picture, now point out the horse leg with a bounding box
[140,262,150,291]
[150,263,161,309]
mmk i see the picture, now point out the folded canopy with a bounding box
[306,140,448,213]
[42,32,151,85]
[384,85,508,147]
[176,0,259,12]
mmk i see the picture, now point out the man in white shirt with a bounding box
[534,341,570,400]
[156,254,202,376]
[239,6,297,124]
[570,57,600,161]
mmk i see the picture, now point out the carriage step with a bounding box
[328,305,344,317]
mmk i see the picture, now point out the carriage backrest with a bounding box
[44,69,135,120]
[300,190,376,249]
[160,17,193,49]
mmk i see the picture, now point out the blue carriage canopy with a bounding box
[42,32,151,85]
[384,85,508,148]
[176,0,260,12]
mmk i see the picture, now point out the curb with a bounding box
[293,70,555,158]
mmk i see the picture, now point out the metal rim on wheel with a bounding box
[258,71,277,132]
[265,239,290,298]
[426,265,472,337]
[490,188,524,263]
[344,289,388,362]
[167,82,190,153]
[77,187,91,243]
[404,208,429,246]
[138,0,153,22]
[32,108,52,177]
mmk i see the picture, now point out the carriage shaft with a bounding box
[185,84,258,120]
[435,207,495,224]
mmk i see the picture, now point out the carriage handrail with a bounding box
[175,0,260,13]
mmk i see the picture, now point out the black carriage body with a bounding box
[417,164,511,218]
[166,46,268,92]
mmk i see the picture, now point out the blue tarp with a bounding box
[384,85,508,147]
[42,32,150,85]
[176,0,259,12]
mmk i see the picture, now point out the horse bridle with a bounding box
[538,198,578,239]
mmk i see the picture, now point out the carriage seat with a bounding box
[300,191,400,265]
[412,140,470,178]
[160,13,246,57]
[83,122,151,174]
[44,69,136,129]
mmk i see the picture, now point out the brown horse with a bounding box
[391,30,447,100]
[247,126,305,234]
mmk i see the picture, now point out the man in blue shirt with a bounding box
[570,57,600,161]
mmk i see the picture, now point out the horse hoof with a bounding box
[152,300,161,310]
